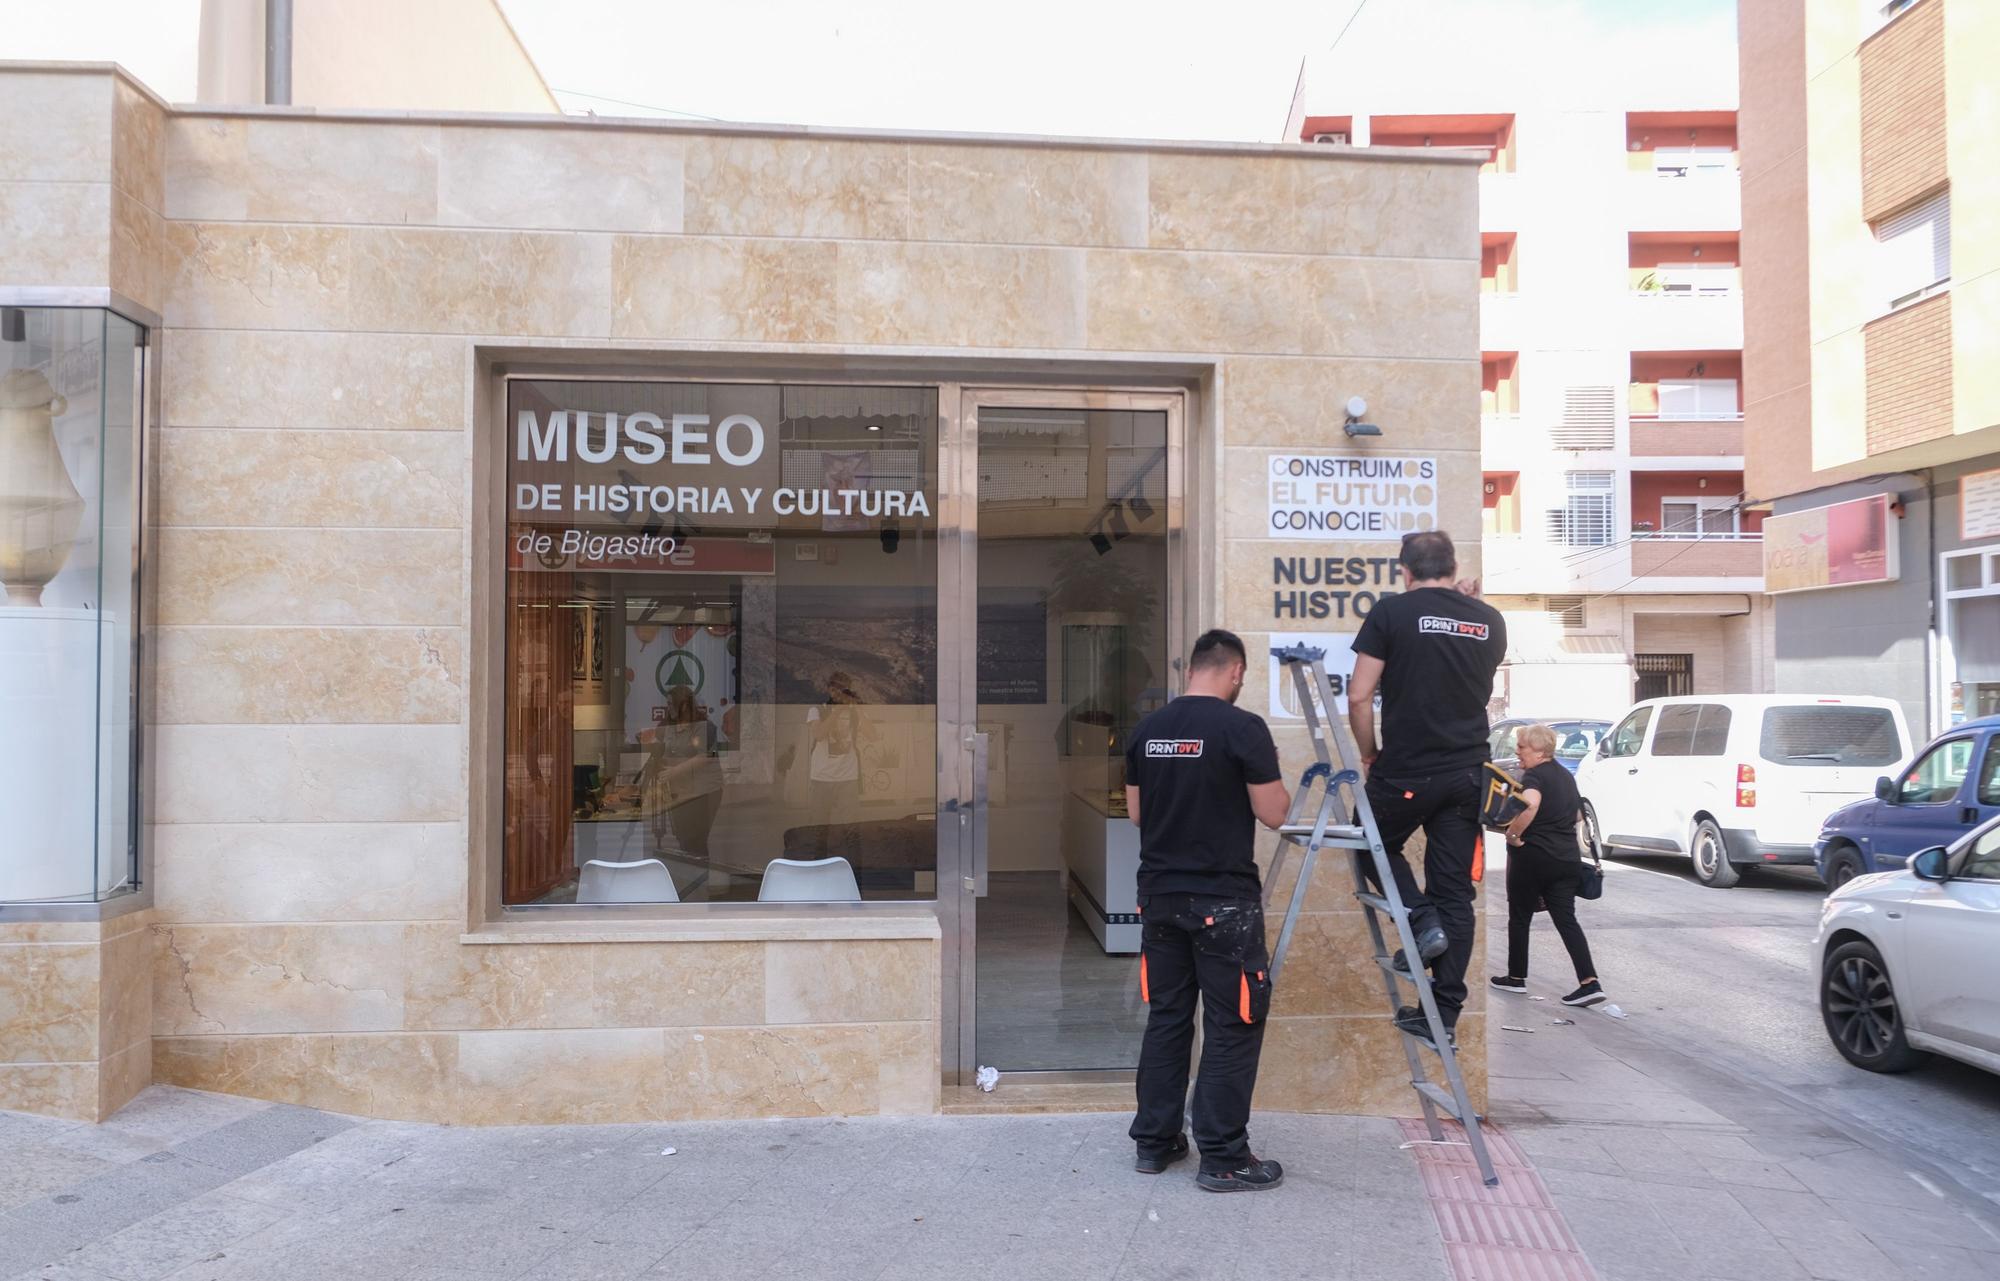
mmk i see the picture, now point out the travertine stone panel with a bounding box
[152,823,464,922]
[0,181,112,283]
[152,725,464,824]
[349,227,614,337]
[440,127,684,233]
[0,72,113,182]
[1147,154,1306,255]
[99,917,154,1062]
[155,529,462,626]
[1304,255,1480,359]
[111,78,165,212]
[98,1041,152,1118]
[877,1020,941,1115]
[109,187,166,310]
[0,942,99,1063]
[402,925,594,1031]
[157,428,465,528]
[683,137,911,240]
[152,626,464,725]
[0,1064,97,1120]
[0,922,105,944]
[907,145,1148,248]
[154,1032,459,1121]
[165,119,441,224]
[834,242,1088,350]
[657,1024,889,1120]
[152,922,409,1035]
[1257,1013,1488,1115]
[611,236,837,342]
[1084,249,1306,354]
[163,330,470,432]
[764,940,937,1025]
[1222,355,1479,452]
[164,222,353,330]
[1297,161,1478,263]
[453,1029,672,1124]
[1266,913,1390,1018]
[588,940,766,1029]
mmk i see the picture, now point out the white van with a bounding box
[1574,694,1913,888]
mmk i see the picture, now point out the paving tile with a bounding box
[1777,1227,1917,1281]
[63,1193,290,1281]
[0,1146,120,1213]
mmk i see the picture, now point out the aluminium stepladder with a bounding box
[1265,643,1499,1187]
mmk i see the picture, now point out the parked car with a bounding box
[1812,716,2000,887]
[1575,694,1913,888]
[1814,813,2000,1076]
[1489,718,1612,775]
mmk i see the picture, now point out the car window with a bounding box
[1900,738,1974,805]
[1652,705,1700,757]
[1690,705,1732,756]
[1962,824,2000,881]
[1553,722,1605,762]
[1607,707,1653,758]
[1759,705,1903,768]
[1490,725,1520,760]
[1978,737,2000,807]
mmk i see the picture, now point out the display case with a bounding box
[1058,620,1152,952]
[0,303,150,906]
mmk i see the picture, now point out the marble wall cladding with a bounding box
[611,235,838,342]
[158,428,466,528]
[109,186,166,310]
[151,627,464,725]
[1258,1013,1488,1116]
[0,71,114,183]
[683,137,913,240]
[1222,356,1480,452]
[834,242,1088,350]
[151,725,465,824]
[150,824,465,923]
[166,119,441,225]
[763,940,939,1025]
[906,145,1149,248]
[0,180,112,284]
[163,221,354,330]
[162,330,470,431]
[348,226,615,338]
[110,78,165,213]
[152,922,411,1035]
[0,912,154,1121]
[155,528,463,626]
[438,127,684,233]
[0,940,100,1064]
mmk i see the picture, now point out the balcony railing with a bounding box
[1630,410,1743,423]
[1629,531,1763,578]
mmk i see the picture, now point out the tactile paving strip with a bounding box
[1398,1117,1601,1281]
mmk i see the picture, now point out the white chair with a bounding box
[577,858,679,904]
[757,856,862,903]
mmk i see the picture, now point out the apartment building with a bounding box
[1740,0,2000,735]
[1286,51,1772,718]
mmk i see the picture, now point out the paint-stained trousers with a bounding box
[1129,893,1273,1174]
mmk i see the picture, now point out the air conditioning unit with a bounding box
[1312,132,1349,145]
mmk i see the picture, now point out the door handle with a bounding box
[1627,767,1640,776]
[1963,807,1980,824]
[968,730,991,898]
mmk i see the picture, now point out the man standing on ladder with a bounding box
[1124,629,1292,1192]
[1346,531,1506,1050]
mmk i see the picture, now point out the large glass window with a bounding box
[502,380,938,905]
[1898,738,1973,805]
[0,305,147,904]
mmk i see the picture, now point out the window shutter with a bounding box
[1553,386,1616,450]
[1876,190,1950,308]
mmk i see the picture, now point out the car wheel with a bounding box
[1821,940,1929,1073]
[1578,803,1604,860]
[1823,845,1866,889]
[1690,818,1740,887]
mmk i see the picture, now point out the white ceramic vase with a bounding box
[0,367,81,607]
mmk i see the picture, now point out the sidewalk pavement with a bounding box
[3,1010,1998,1281]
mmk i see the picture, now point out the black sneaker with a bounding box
[1195,1156,1284,1193]
[1410,914,1450,962]
[1489,974,1527,994]
[1135,1134,1189,1174]
[1394,1005,1457,1050]
[1562,981,1607,1008]
[1390,948,1417,976]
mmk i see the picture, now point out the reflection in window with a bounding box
[502,381,939,905]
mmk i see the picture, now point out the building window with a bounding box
[1941,546,2000,726]
[0,304,150,905]
[1866,0,1924,37]
[501,380,940,906]
[1550,471,1615,546]
[1634,654,1694,700]
[1658,496,1741,538]
[1875,190,1950,312]
[1657,378,1740,421]
[1653,146,1735,178]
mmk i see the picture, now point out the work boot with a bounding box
[1196,1156,1284,1193]
[1409,911,1450,962]
[1394,1005,1457,1050]
[1134,1134,1189,1174]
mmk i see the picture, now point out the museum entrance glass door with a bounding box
[946,390,1182,1079]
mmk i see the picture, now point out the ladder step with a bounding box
[1280,832,1372,851]
[1354,890,1395,913]
[1373,954,1416,983]
[1412,1080,1468,1122]
[1277,823,1366,840]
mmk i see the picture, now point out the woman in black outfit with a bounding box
[1491,723,1606,1007]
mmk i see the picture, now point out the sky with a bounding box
[501,0,1739,143]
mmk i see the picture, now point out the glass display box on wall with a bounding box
[0,302,152,907]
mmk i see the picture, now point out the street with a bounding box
[1492,837,2000,1211]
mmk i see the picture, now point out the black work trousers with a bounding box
[1506,845,1598,983]
[1130,893,1273,1174]
[1363,767,1481,1027]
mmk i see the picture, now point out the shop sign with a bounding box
[1268,632,1360,718]
[1762,493,1899,594]
[1269,554,1402,621]
[1266,455,1437,541]
[1961,467,2000,542]
[508,531,777,576]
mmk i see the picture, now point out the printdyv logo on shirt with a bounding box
[1145,739,1206,758]
[1417,616,1490,640]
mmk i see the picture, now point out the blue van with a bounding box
[1814,715,2000,887]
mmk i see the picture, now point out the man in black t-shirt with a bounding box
[1123,629,1291,1192]
[1348,531,1507,1046]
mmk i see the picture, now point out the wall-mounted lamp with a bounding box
[1342,395,1383,439]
